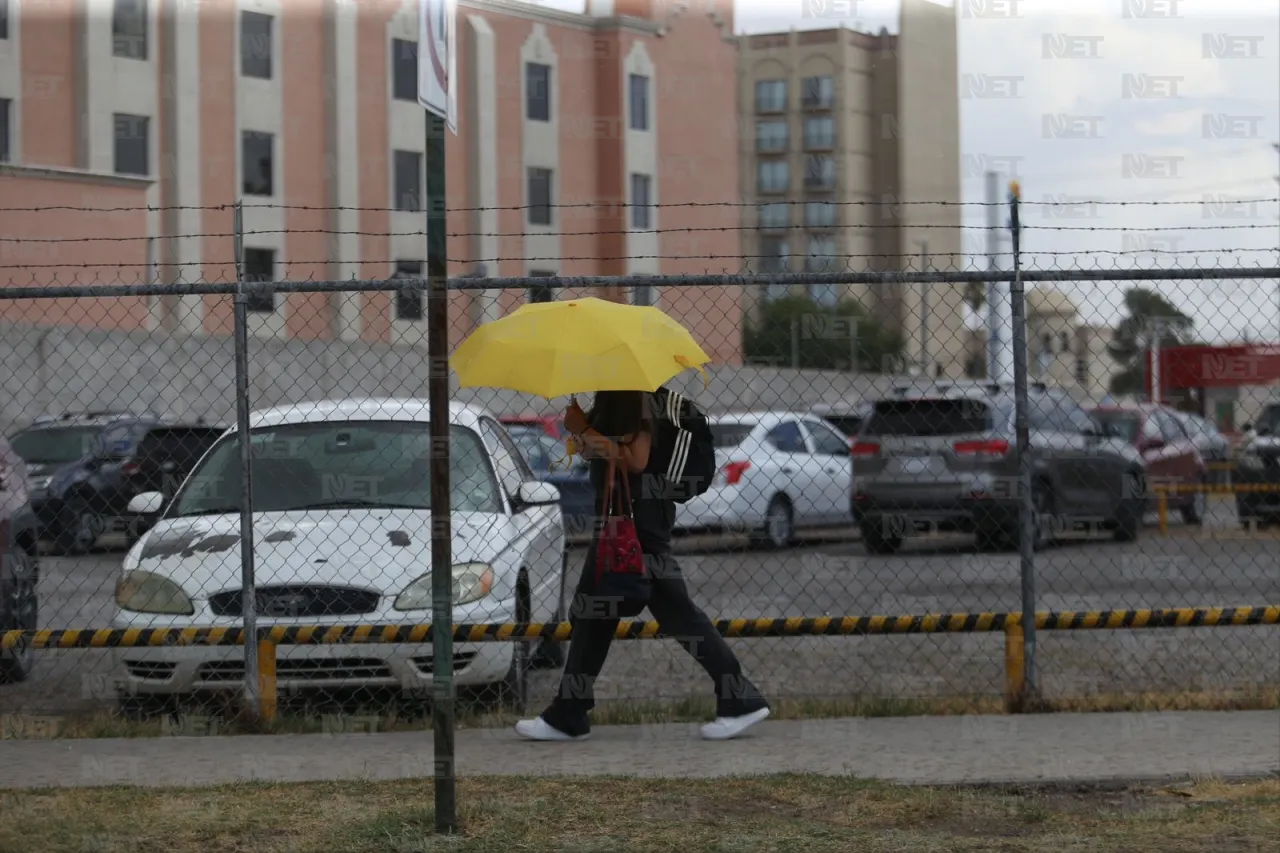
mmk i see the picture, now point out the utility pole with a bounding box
[917,239,930,377]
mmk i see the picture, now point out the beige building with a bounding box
[736,0,965,379]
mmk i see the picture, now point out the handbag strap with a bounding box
[600,446,636,521]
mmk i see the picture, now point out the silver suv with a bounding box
[850,384,1146,554]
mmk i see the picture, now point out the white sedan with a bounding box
[674,411,854,548]
[109,398,567,711]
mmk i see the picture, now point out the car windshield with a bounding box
[1092,413,1140,442]
[510,430,583,472]
[170,421,502,516]
[8,426,106,465]
[862,399,992,437]
[711,423,755,448]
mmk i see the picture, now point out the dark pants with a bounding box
[540,540,767,736]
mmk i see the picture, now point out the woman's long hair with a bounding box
[586,391,649,441]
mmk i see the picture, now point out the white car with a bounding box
[674,411,854,548]
[109,398,567,711]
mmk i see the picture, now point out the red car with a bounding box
[498,414,564,439]
[1089,403,1208,524]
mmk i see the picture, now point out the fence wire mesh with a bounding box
[1,197,1278,737]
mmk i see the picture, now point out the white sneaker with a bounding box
[700,707,770,741]
[514,717,589,742]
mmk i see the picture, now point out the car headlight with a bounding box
[393,562,496,611]
[114,570,195,615]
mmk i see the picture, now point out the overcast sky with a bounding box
[532,0,1279,342]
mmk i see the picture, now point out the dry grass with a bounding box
[16,685,1279,740]
[2,776,1278,852]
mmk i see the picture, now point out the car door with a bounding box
[1029,396,1087,512]
[801,417,854,524]
[1058,399,1117,514]
[479,418,562,622]
[1140,410,1183,499]
[1161,410,1202,484]
[762,419,820,523]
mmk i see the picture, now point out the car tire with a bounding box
[531,554,568,671]
[53,496,104,557]
[859,519,903,555]
[751,496,794,550]
[1181,474,1207,526]
[497,581,532,713]
[0,545,39,684]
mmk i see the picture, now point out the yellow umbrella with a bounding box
[450,297,710,398]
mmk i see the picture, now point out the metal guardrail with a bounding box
[4,606,1277,718]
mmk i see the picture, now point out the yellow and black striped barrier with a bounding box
[4,606,1277,719]
[1154,482,1280,534]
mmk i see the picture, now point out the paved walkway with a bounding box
[1,711,1276,790]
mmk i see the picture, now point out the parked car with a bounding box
[1169,410,1231,481]
[507,425,594,539]
[810,401,873,439]
[109,398,566,712]
[1234,402,1280,526]
[852,384,1146,554]
[0,435,41,684]
[673,411,854,548]
[6,413,224,555]
[1089,403,1208,524]
[498,413,564,439]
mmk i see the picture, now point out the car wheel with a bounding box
[532,554,568,671]
[497,581,532,713]
[55,498,104,556]
[859,518,903,555]
[1181,475,1207,526]
[0,546,39,684]
[751,496,794,550]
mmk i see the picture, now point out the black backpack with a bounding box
[645,386,716,504]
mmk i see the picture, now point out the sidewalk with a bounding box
[1,711,1276,790]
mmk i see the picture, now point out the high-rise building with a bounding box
[737,0,965,378]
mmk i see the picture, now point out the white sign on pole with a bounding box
[418,0,457,135]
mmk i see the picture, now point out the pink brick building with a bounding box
[0,0,744,365]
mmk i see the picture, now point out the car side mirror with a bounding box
[515,481,560,509]
[127,492,166,514]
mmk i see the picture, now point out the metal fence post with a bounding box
[231,200,260,719]
[425,110,458,835]
[1007,182,1038,710]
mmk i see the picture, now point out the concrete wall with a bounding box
[0,322,904,435]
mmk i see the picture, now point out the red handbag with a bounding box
[593,455,650,616]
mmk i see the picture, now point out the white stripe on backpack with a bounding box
[667,429,692,483]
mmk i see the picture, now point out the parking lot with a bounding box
[2,495,1275,719]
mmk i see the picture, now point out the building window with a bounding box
[808,284,839,307]
[801,75,834,110]
[757,159,789,194]
[758,202,789,231]
[1075,357,1088,383]
[526,62,551,122]
[755,79,786,113]
[392,260,424,321]
[629,73,649,131]
[0,99,10,164]
[0,0,8,40]
[760,237,790,273]
[527,167,553,225]
[803,116,835,150]
[804,154,835,190]
[241,131,274,196]
[805,234,838,273]
[240,11,272,79]
[392,39,418,101]
[1059,331,1071,353]
[528,269,555,304]
[630,173,652,230]
[393,150,422,212]
[112,113,149,176]
[112,0,147,60]
[242,248,276,313]
[756,120,788,153]
[805,200,836,228]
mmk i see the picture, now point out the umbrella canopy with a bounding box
[451,297,710,398]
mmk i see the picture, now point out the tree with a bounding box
[743,295,905,373]
[1106,287,1194,396]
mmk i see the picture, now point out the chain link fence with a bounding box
[1,197,1278,737]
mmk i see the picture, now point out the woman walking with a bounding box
[515,390,771,742]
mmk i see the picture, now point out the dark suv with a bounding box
[851,384,1146,553]
[1235,402,1280,526]
[7,413,225,554]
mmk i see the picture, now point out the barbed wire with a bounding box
[0,196,1276,216]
